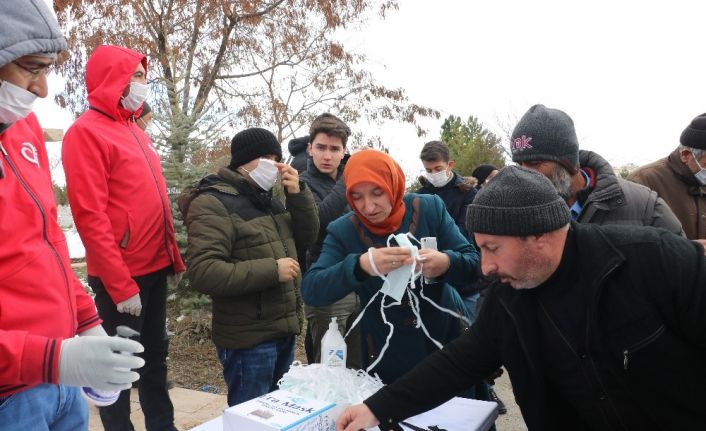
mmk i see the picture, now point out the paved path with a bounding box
[493,370,528,431]
[88,388,227,431]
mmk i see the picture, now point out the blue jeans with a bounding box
[217,336,295,407]
[0,384,87,431]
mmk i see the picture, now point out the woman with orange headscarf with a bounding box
[301,149,479,384]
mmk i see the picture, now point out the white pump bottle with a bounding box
[320,317,347,368]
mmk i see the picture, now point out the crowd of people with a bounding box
[2,2,705,431]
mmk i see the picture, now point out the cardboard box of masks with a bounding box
[223,390,337,431]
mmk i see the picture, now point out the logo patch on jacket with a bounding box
[511,135,533,152]
[20,143,39,166]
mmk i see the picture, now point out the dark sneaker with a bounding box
[489,387,507,415]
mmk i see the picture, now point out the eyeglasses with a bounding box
[12,61,54,81]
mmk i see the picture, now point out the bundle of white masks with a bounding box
[278,361,384,406]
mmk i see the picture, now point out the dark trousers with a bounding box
[90,266,176,431]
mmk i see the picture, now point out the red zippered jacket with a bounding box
[62,45,185,304]
[0,114,102,397]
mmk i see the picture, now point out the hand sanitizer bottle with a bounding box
[320,317,347,368]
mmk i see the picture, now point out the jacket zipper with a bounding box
[127,124,174,266]
[622,324,665,370]
[0,142,76,324]
[586,262,629,430]
[268,211,293,324]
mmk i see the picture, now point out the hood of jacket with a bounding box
[0,0,66,66]
[578,149,623,203]
[288,136,310,155]
[85,45,147,120]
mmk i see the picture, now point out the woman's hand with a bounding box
[359,246,413,276]
[416,248,450,279]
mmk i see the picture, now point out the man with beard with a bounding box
[510,104,683,235]
[335,166,706,431]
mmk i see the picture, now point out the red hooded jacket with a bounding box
[62,45,185,304]
[0,114,102,397]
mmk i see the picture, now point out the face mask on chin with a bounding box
[0,80,37,123]
[425,169,451,188]
[243,158,279,191]
[120,82,148,113]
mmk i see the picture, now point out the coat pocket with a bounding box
[114,211,132,249]
[622,324,665,370]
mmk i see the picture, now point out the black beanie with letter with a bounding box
[510,104,579,174]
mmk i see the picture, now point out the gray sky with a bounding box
[341,0,706,174]
[37,0,706,181]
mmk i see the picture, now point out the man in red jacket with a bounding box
[0,3,144,431]
[62,45,185,431]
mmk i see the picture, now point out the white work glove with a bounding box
[79,325,108,337]
[117,293,142,316]
[58,335,145,391]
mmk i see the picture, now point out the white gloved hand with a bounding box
[79,325,108,337]
[116,293,142,316]
[58,335,145,391]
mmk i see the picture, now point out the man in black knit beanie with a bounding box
[336,165,706,431]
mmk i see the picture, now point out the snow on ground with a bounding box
[65,228,85,259]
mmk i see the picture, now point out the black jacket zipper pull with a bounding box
[623,349,629,370]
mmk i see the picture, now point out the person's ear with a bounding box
[679,149,693,164]
[448,160,455,170]
[306,143,313,157]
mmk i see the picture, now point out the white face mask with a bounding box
[244,158,279,191]
[378,233,422,302]
[0,80,37,123]
[120,82,148,112]
[693,156,706,186]
[425,169,451,188]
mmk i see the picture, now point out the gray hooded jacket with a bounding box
[0,0,66,66]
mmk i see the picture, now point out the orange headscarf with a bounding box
[343,149,406,237]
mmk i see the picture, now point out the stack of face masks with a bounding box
[278,361,384,418]
[345,232,472,374]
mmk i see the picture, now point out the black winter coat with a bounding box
[366,223,706,430]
